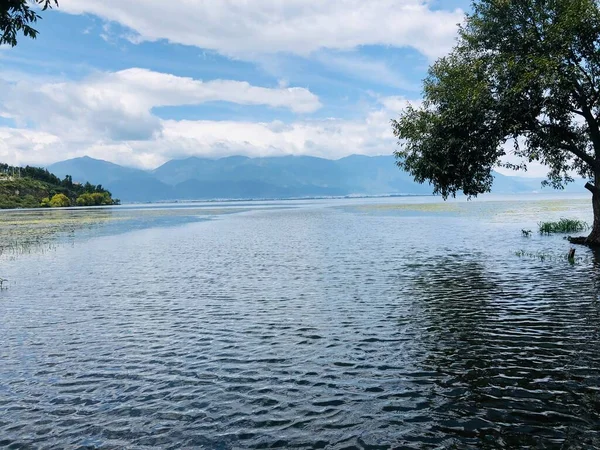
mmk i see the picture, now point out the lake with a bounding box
[1,195,599,449]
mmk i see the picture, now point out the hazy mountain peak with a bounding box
[45,154,584,203]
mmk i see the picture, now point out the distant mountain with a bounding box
[49,156,149,185]
[48,156,173,202]
[335,155,433,194]
[150,154,428,197]
[46,155,586,203]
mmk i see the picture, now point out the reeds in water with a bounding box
[538,218,588,234]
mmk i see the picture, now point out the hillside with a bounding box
[0,164,119,209]
[47,155,587,203]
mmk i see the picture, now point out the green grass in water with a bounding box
[538,218,589,234]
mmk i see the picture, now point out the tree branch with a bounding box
[585,182,600,195]
[567,108,586,117]
[559,142,597,169]
[570,57,599,101]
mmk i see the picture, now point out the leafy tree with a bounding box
[21,194,37,207]
[61,174,73,188]
[83,181,94,193]
[48,193,70,207]
[76,191,116,206]
[392,0,600,245]
[1,0,58,47]
[93,192,110,205]
[76,193,92,206]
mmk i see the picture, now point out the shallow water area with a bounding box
[1,194,599,449]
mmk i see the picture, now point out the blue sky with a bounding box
[4,0,544,174]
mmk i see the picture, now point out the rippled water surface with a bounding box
[1,195,600,449]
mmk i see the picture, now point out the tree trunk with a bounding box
[588,189,600,244]
[571,181,600,246]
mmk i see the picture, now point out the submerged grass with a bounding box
[0,206,252,260]
[515,250,552,262]
[515,249,582,264]
[538,218,589,234]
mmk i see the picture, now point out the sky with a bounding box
[0,0,546,176]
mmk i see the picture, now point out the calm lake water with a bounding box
[1,195,600,449]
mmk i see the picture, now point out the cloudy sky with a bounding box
[2,0,532,174]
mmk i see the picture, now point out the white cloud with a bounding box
[0,68,321,142]
[378,96,421,113]
[58,0,463,60]
[0,93,408,169]
[153,111,394,161]
[0,75,557,179]
[0,128,65,167]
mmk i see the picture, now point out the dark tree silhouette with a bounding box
[1,0,58,46]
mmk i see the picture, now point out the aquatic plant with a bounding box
[514,248,583,264]
[522,229,532,237]
[538,219,589,235]
[515,250,550,262]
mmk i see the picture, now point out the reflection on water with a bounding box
[1,196,599,449]
[407,257,600,448]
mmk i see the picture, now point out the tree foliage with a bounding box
[1,0,58,47]
[47,193,70,207]
[0,162,120,208]
[76,192,114,206]
[393,0,600,199]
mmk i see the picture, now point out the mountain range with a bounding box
[46,155,584,203]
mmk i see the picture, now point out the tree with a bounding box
[1,0,58,47]
[392,0,600,246]
[83,181,94,193]
[76,193,92,206]
[76,191,117,206]
[48,193,70,207]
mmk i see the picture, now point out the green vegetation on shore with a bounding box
[0,164,120,209]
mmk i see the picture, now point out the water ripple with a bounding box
[1,200,600,448]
